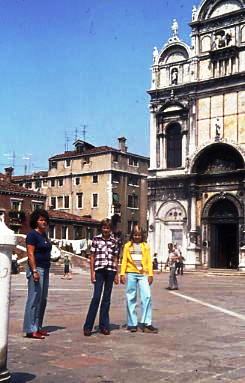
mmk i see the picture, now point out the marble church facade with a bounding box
[148,0,245,269]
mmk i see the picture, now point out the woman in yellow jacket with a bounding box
[120,225,158,333]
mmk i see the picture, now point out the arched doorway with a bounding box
[154,201,187,263]
[208,199,239,268]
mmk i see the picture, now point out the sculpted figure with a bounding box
[152,46,159,64]
[171,19,179,37]
[171,68,178,85]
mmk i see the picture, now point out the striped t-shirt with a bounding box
[130,243,143,271]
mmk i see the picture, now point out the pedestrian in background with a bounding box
[120,225,158,333]
[11,251,19,274]
[153,253,158,271]
[83,218,119,336]
[62,255,72,279]
[23,209,51,339]
[165,243,179,290]
[174,244,185,275]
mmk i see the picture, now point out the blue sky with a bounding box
[0,0,194,174]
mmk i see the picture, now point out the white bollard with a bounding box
[0,218,16,383]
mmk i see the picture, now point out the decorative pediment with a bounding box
[158,43,190,66]
[196,0,244,22]
[165,207,184,221]
[163,105,183,113]
[209,1,242,18]
[157,100,189,117]
[165,51,187,64]
[156,201,187,222]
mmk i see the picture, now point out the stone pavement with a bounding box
[7,271,245,383]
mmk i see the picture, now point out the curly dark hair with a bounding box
[29,209,50,229]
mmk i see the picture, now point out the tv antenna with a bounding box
[64,130,72,151]
[22,154,32,174]
[3,151,16,167]
[81,124,87,141]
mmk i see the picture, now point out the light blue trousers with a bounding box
[126,273,152,327]
[23,266,49,333]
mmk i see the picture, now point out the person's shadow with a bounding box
[11,372,35,383]
[43,325,66,333]
[94,323,120,333]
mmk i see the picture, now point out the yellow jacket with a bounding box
[120,241,153,277]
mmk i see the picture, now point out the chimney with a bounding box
[4,167,14,182]
[118,137,127,153]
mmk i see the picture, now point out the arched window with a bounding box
[166,123,182,168]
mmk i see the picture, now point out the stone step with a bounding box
[50,262,64,275]
[206,268,245,276]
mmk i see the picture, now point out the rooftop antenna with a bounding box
[4,151,16,167]
[12,151,16,168]
[81,124,87,141]
[64,130,71,151]
[22,154,32,174]
[74,127,78,141]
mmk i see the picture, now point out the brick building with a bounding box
[0,168,46,233]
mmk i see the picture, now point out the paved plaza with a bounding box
[7,270,245,383]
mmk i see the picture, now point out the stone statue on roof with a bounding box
[171,19,179,37]
[152,46,159,64]
[192,5,197,21]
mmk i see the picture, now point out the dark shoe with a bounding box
[143,325,158,334]
[83,329,92,337]
[128,326,137,333]
[166,287,173,290]
[100,328,110,335]
[172,287,179,290]
[26,332,45,339]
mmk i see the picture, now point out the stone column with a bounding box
[182,132,187,168]
[159,136,164,169]
[186,188,201,269]
[0,219,16,383]
[188,102,196,157]
[149,107,157,169]
[155,218,163,261]
[190,193,197,233]
[239,181,245,270]
[162,134,166,169]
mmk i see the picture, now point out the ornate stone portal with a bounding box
[147,0,245,270]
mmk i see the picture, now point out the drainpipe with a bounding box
[0,217,16,383]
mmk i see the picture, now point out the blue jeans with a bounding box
[126,273,152,327]
[84,268,116,331]
[23,266,49,333]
